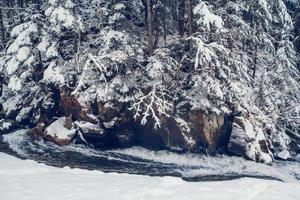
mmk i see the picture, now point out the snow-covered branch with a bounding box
[72,53,109,95]
[130,84,172,129]
[190,36,228,70]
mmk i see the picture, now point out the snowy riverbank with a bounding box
[1,152,300,200]
[2,130,300,182]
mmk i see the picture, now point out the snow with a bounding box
[194,2,224,32]
[278,150,292,160]
[46,6,76,29]
[0,121,12,131]
[45,117,76,140]
[114,3,126,11]
[16,46,31,62]
[130,84,172,129]
[8,76,22,91]
[74,121,103,134]
[5,56,20,75]
[43,61,65,85]
[7,23,38,54]
[0,152,300,200]
[258,0,272,20]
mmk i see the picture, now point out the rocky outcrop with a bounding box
[25,95,275,163]
[228,117,273,163]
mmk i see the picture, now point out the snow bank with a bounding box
[0,153,300,200]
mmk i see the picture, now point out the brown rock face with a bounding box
[28,123,46,141]
[157,117,197,151]
[60,89,98,124]
[188,110,227,153]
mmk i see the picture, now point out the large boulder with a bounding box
[28,117,77,145]
[228,116,273,163]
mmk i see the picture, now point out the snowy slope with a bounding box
[0,153,300,200]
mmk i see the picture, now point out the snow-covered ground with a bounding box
[0,152,300,200]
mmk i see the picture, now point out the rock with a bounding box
[277,150,292,160]
[158,116,197,151]
[74,120,107,148]
[28,123,46,141]
[29,117,77,145]
[60,89,98,124]
[98,101,122,123]
[113,126,136,148]
[228,117,273,163]
[187,110,228,154]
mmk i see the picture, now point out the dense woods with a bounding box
[0,0,299,163]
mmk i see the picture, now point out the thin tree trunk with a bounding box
[153,3,160,49]
[0,8,5,49]
[178,0,185,37]
[147,0,153,56]
[187,0,193,36]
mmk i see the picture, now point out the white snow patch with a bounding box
[194,2,224,32]
[278,150,292,160]
[0,122,12,131]
[16,46,31,62]
[43,61,65,85]
[45,117,76,140]
[74,121,103,134]
[5,57,20,75]
[8,76,22,91]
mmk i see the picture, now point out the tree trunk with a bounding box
[153,1,160,49]
[147,0,153,56]
[187,0,193,36]
[178,0,185,37]
[0,8,5,49]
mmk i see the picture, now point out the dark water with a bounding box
[1,130,300,182]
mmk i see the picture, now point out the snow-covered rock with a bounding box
[44,117,77,145]
[277,150,292,160]
[228,117,273,163]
